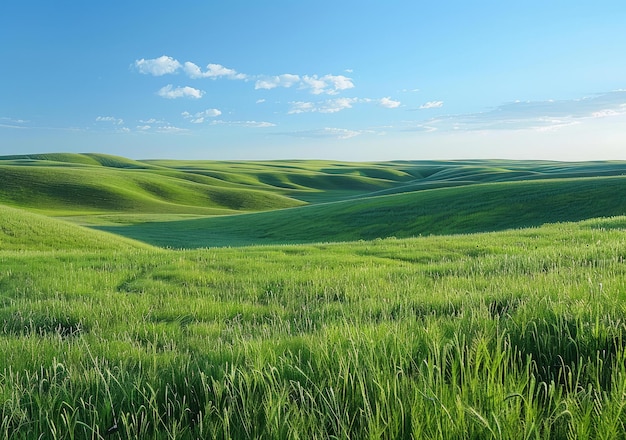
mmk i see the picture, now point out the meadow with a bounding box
[2,154,626,438]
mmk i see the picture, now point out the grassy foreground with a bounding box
[2,213,626,438]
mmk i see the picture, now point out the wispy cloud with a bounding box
[277,127,363,139]
[183,62,247,80]
[139,118,165,124]
[419,101,444,109]
[288,98,359,114]
[288,96,401,114]
[321,97,359,113]
[135,55,357,98]
[211,120,276,128]
[182,109,222,123]
[301,74,354,95]
[157,85,204,99]
[404,90,626,133]
[255,74,301,90]
[288,101,316,114]
[135,56,246,81]
[255,73,354,95]
[135,118,187,133]
[156,125,188,133]
[135,55,182,76]
[379,97,401,108]
[95,116,124,125]
[0,117,29,129]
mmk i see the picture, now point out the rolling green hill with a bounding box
[97,176,626,248]
[4,153,626,437]
[0,161,304,217]
[0,204,152,251]
[4,154,626,217]
[4,153,626,247]
[0,152,158,169]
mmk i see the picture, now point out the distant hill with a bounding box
[0,156,304,216]
[0,152,158,168]
[4,153,626,247]
[96,175,626,248]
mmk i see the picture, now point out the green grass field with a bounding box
[3,154,626,222]
[97,176,626,248]
[2,154,626,438]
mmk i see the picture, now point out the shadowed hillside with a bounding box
[4,154,626,244]
[96,176,626,248]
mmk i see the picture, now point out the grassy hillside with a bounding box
[5,152,626,438]
[145,158,626,203]
[2,217,626,438]
[97,176,626,248]
[3,154,626,223]
[0,152,158,169]
[0,163,304,217]
[0,204,151,251]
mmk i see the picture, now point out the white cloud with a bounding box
[283,127,362,139]
[592,109,621,118]
[288,98,359,114]
[134,56,247,80]
[157,125,187,133]
[250,121,276,128]
[288,101,316,114]
[324,75,355,93]
[322,127,361,139]
[0,117,29,129]
[419,101,444,109]
[96,116,124,125]
[403,91,626,133]
[300,76,328,95]
[1,117,28,124]
[301,74,354,95]
[256,73,354,94]
[256,99,266,104]
[182,108,222,123]
[320,97,359,113]
[134,56,359,100]
[183,62,247,80]
[157,85,204,99]
[379,97,401,109]
[135,56,182,76]
[255,74,301,90]
[211,120,276,128]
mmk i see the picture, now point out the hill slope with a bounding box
[0,162,304,216]
[96,176,626,248]
[3,154,626,222]
[0,204,152,251]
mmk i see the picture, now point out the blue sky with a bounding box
[1,1,626,161]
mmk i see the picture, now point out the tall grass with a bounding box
[2,217,626,438]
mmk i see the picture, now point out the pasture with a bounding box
[1,154,626,438]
